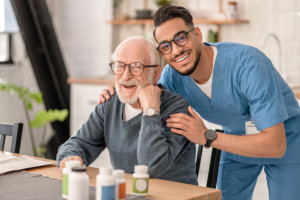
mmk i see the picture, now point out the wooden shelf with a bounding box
[108,18,249,25]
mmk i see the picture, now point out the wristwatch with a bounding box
[204,129,217,148]
[143,108,160,117]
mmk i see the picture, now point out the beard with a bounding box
[115,78,141,104]
[177,48,201,76]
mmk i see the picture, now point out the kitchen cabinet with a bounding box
[68,77,114,168]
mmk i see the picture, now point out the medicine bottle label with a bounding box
[118,182,126,199]
[133,178,149,194]
[101,185,115,200]
[62,174,68,196]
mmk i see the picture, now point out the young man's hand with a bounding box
[99,85,115,104]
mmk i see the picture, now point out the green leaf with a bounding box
[30,109,69,128]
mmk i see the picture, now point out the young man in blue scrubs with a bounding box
[99,5,300,200]
[152,5,300,200]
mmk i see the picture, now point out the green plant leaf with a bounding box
[30,109,69,128]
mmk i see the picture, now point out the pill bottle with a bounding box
[132,165,149,196]
[96,167,116,200]
[226,1,238,19]
[113,169,126,200]
[68,166,89,200]
[62,160,81,199]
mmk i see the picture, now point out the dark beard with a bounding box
[178,50,201,76]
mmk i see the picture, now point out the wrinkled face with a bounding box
[155,18,201,75]
[114,40,155,105]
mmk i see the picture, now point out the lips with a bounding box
[122,84,136,89]
[174,52,190,63]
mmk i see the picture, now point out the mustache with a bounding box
[172,50,189,61]
[117,78,141,86]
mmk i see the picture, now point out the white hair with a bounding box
[111,36,162,66]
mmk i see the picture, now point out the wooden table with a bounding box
[23,158,221,200]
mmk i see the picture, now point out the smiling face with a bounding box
[113,38,161,106]
[155,18,202,76]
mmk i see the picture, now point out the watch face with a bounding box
[147,108,155,116]
[206,130,217,140]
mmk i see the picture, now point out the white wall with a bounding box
[49,0,113,77]
[113,0,300,88]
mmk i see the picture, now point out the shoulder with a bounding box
[160,88,189,116]
[212,42,270,64]
[95,92,121,114]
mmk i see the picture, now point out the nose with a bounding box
[122,65,134,81]
[171,41,184,56]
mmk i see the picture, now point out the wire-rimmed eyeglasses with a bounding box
[156,28,195,55]
[109,61,158,76]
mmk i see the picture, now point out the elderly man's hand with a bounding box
[139,85,161,112]
[59,156,84,173]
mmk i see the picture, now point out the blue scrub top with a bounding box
[159,42,300,164]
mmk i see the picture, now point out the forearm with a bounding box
[57,137,102,166]
[213,123,286,158]
[137,115,175,177]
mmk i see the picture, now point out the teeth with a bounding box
[176,54,189,62]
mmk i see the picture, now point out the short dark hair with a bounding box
[153,5,194,40]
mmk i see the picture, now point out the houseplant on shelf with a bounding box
[0,79,68,157]
[155,0,172,7]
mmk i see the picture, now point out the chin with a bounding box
[116,89,138,104]
[118,95,138,104]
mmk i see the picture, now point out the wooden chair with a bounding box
[195,130,223,188]
[0,123,23,153]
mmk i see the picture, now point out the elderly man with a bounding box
[56,36,198,185]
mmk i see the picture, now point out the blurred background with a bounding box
[1,0,300,199]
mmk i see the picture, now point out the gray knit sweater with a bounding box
[57,89,198,185]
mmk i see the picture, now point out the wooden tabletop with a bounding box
[24,158,221,200]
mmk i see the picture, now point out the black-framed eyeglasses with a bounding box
[109,61,158,76]
[156,28,195,55]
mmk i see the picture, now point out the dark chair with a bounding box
[0,123,23,153]
[195,130,223,188]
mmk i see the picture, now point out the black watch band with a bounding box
[204,129,224,148]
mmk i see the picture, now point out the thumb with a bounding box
[188,106,199,118]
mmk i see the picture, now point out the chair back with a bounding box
[0,123,23,153]
[195,130,223,188]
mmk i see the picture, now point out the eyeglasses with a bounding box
[109,61,158,76]
[156,28,195,55]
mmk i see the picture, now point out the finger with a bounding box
[170,128,187,136]
[169,113,192,121]
[188,106,200,119]
[99,95,106,104]
[167,117,190,126]
[102,89,111,100]
[59,160,66,173]
[167,122,189,131]
[109,85,115,95]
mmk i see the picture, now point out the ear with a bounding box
[194,27,203,43]
[154,65,163,84]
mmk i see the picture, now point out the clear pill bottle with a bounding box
[96,167,116,200]
[113,169,126,200]
[132,165,149,196]
[62,160,81,199]
[68,166,89,200]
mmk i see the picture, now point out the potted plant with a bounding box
[0,79,68,157]
[155,0,172,7]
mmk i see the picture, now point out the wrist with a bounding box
[143,107,160,116]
